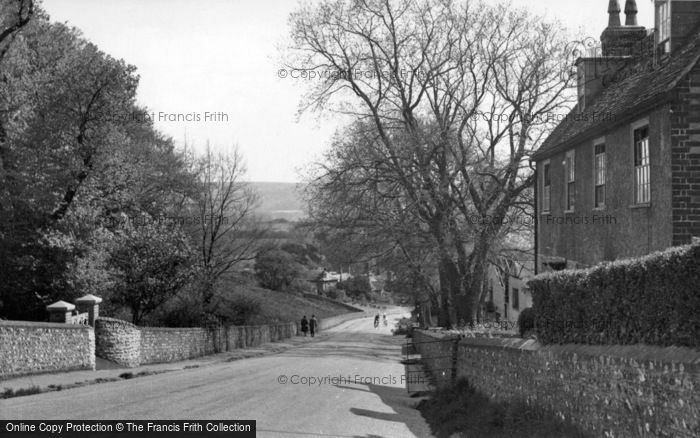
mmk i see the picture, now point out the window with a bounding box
[658,1,671,54]
[541,161,551,213]
[577,67,586,111]
[594,142,606,208]
[565,151,575,211]
[634,126,650,204]
[512,288,519,310]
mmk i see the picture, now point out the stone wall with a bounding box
[95,318,298,367]
[0,321,95,379]
[413,330,700,437]
[140,327,215,365]
[95,318,140,367]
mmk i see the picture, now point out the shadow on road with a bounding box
[334,383,429,438]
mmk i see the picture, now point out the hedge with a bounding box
[527,242,700,347]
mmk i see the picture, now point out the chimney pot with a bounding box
[624,0,638,26]
[608,0,622,27]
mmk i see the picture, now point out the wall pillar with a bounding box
[75,294,102,326]
[46,300,75,323]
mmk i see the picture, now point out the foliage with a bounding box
[528,243,700,347]
[109,218,196,324]
[280,242,322,266]
[337,276,371,301]
[0,6,237,323]
[517,308,536,337]
[326,288,347,302]
[254,249,301,291]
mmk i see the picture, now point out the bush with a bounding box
[517,308,535,337]
[254,249,301,291]
[528,242,700,347]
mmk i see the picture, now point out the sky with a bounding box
[41,0,655,182]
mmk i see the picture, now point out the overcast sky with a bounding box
[41,0,655,182]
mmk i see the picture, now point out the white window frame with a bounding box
[564,150,575,212]
[593,137,606,209]
[631,119,651,205]
[541,159,551,214]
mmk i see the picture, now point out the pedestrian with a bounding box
[309,314,318,337]
[300,315,309,337]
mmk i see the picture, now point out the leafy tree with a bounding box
[337,275,371,301]
[254,249,301,292]
[109,217,196,325]
[0,0,34,62]
[0,8,201,321]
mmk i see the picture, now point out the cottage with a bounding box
[533,0,700,272]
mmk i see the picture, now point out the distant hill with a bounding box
[249,182,307,221]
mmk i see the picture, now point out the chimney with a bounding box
[608,0,622,27]
[625,0,639,26]
[574,1,647,110]
[601,0,647,57]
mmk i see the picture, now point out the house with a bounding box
[533,0,700,273]
[485,261,534,324]
[310,269,351,294]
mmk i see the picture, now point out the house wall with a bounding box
[670,63,700,245]
[486,266,533,324]
[537,105,674,270]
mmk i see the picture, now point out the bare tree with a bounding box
[194,145,265,305]
[290,0,574,325]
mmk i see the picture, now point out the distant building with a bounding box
[533,0,700,273]
[485,261,534,324]
[310,269,351,294]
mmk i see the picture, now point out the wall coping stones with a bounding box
[75,294,102,304]
[459,336,541,351]
[0,320,91,330]
[46,300,75,311]
[419,330,700,367]
[95,317,137,328]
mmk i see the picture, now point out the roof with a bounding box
[533,26,700,161]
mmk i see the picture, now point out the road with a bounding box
[1,313,434,438]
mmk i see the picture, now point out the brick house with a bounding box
[533,0,700,273]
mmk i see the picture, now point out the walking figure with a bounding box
[309,315,318,337]
[374,314,380,328]
[300,315,309,337]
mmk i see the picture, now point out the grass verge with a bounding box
[1,370,170,399]
[417,379,591,438]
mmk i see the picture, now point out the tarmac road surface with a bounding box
[0,313,435,438]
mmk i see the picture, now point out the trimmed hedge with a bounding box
[527,242,700,347]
